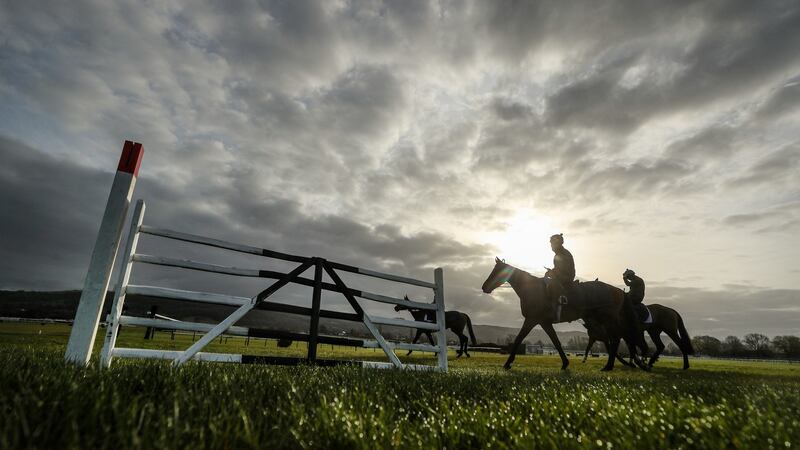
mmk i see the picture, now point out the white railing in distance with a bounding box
[370,315,440,331]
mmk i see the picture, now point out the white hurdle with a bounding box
[66,140,449,371]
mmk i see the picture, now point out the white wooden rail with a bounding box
[130,255,438,310]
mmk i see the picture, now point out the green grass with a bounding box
[1,323,799,449]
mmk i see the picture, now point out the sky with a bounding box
[1,0,798,338]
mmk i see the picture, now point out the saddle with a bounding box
[634,303,651,324]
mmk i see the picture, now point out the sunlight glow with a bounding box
[485,210,556,275]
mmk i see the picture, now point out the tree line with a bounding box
[690,334,800,359]
[563,334,800,360]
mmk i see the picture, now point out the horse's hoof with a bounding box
[466,353,471,358]
[683,365,689,370]
[600,367,612,372]
[503,364,512,371]
[456,354,462,359]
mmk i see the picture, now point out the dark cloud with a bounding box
[543,1,800,134]
[648,285,800,337]
[0,137,111,289]
[755,79,800,120]
[720,201,800,235]
[730,145,800,188]
[665,125,739,161]
[572,158,699,201]
[0,136,489,296]
[491,98,534,122]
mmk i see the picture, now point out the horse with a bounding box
[481,257,648,371]
[581,304,695,370]
[394,297,477,357]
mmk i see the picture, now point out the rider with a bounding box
[544,233,576,320]
[623,268,648,322]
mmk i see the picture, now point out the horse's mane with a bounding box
[505,263,540,282]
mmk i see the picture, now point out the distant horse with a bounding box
[582,304,695,370]
[394,297,477,357]
[481,258,648,371]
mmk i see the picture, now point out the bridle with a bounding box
[486,261,516,293]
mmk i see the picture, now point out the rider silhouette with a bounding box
[544,233,575,320]
[623,268,648,322]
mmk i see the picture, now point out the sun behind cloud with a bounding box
[485,209,556,274]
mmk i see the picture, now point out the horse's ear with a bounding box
[495,256,501,263]
[404,295,409,300]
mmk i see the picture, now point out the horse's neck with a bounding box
[407,309,425,320]
[508,270,539,303]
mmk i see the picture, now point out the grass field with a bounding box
[1,322,799,449]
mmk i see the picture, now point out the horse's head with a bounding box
[481,257,515,293]
[394,296,411,312]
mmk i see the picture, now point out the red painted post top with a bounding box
[117,140,144,176]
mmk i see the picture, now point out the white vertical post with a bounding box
[434,267,448,372]
[100,199,145,368]
[65,141,144,365]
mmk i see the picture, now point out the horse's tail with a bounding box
[676,312,694,355]
[465,314,477,345]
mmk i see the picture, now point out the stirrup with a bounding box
[558,295,568,305]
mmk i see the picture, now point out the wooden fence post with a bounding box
[434,268,448,372]
[65,141,143,365]
[307,258,324,362]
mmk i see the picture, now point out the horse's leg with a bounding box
[615,334,637,367]
[582,338,594,363]
[455,320,470,357]
[682,346,690,370]
[602,338,620,371]
[617,353,635,367]
[407,329,424,356]
[503,318,536,371]
[453,322,466,358]
[663,329,688,370]
[647,330,665,368]
[623,335,650,371]
[541,322,569,370]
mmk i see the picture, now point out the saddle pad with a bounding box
[643,306,653,324]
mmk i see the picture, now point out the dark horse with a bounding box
[394,297,477,357]
[481,258,648,371]
[582,304,695,369]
